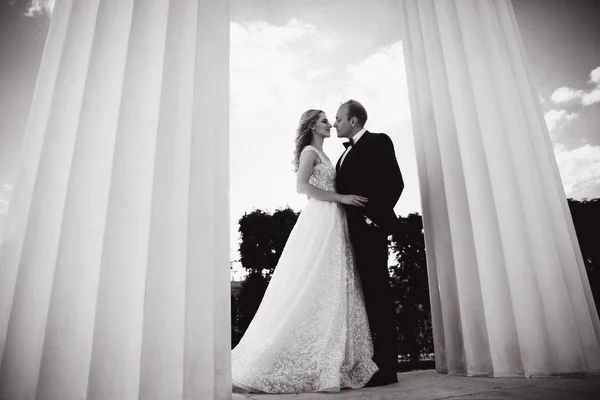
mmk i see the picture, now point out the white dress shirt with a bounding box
[339,128,367,167]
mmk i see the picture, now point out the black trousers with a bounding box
[348,218,397,373]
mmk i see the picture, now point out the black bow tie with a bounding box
[343,139,354,149]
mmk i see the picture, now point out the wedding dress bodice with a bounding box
[302,145,336,193]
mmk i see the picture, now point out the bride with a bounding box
[231,109,378,393]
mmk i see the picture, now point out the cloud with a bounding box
[229,19,343,261]
[581,88,600,107]
[550,87,584,104]
[0,184,12,214]
[549,65,600,108]
[317,35,341,51]
[305,68,329,80]
[229,24,419,269]
[589,66,600,85]
[232,19,314,48]
[538,94,546,105]
[230,19,323,119]
[544,109,578,132]
[543,65,600,145]
[553,144,600,198]
[0,184,13,241]
[22,0,54,17]
[581,66,600,106]
[326,41,412,125]
[323,41,418,217]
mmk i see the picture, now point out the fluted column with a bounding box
[0,0,230,399]
[400,0,600,377]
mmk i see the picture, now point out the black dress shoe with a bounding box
[365,370,398,387]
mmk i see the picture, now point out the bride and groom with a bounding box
[232,100,404,393]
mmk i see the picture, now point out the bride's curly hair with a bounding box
[292,109,323,172]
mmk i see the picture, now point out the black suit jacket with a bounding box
[335,131,404,235]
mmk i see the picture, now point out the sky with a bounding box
[0,0,598,279]
[228,0,413,277]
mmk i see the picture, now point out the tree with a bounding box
[386,199,600,362]
[567,198,600,312]
[231,199,600,354]
[232,207,300,347]
[389,213,433,362]
[234,271,270,346]
[238,208,299,278]
[231,291,242,347]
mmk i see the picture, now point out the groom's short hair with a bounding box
[341,99,368,127]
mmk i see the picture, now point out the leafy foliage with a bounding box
[567,198,600,310]
[232,271,270,347]
[231,200,600,362]
[389,213,432,362]
[232,208,299,347]
[238,208,300,278]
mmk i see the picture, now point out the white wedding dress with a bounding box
[231,145,378,394]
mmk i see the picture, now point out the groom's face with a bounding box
[334,106,352,139]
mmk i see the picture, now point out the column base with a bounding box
[436,369,600,379]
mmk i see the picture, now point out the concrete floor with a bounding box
[233,369,600,400]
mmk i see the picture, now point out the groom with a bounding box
[334,99,404,387]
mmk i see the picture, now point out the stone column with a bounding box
[0,0,231,399]
[400,0,600,377]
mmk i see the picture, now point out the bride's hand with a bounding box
[340,194,368,207]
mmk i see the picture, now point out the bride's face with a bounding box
[312,112,332,138]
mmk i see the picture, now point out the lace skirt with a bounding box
[231,199,378,393]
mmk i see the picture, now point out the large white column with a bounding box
[400,0,600,377]
[0,0,231,399]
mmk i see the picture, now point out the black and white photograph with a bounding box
[0,0,599,399]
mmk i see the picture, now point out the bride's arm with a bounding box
[296,150,367,207]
